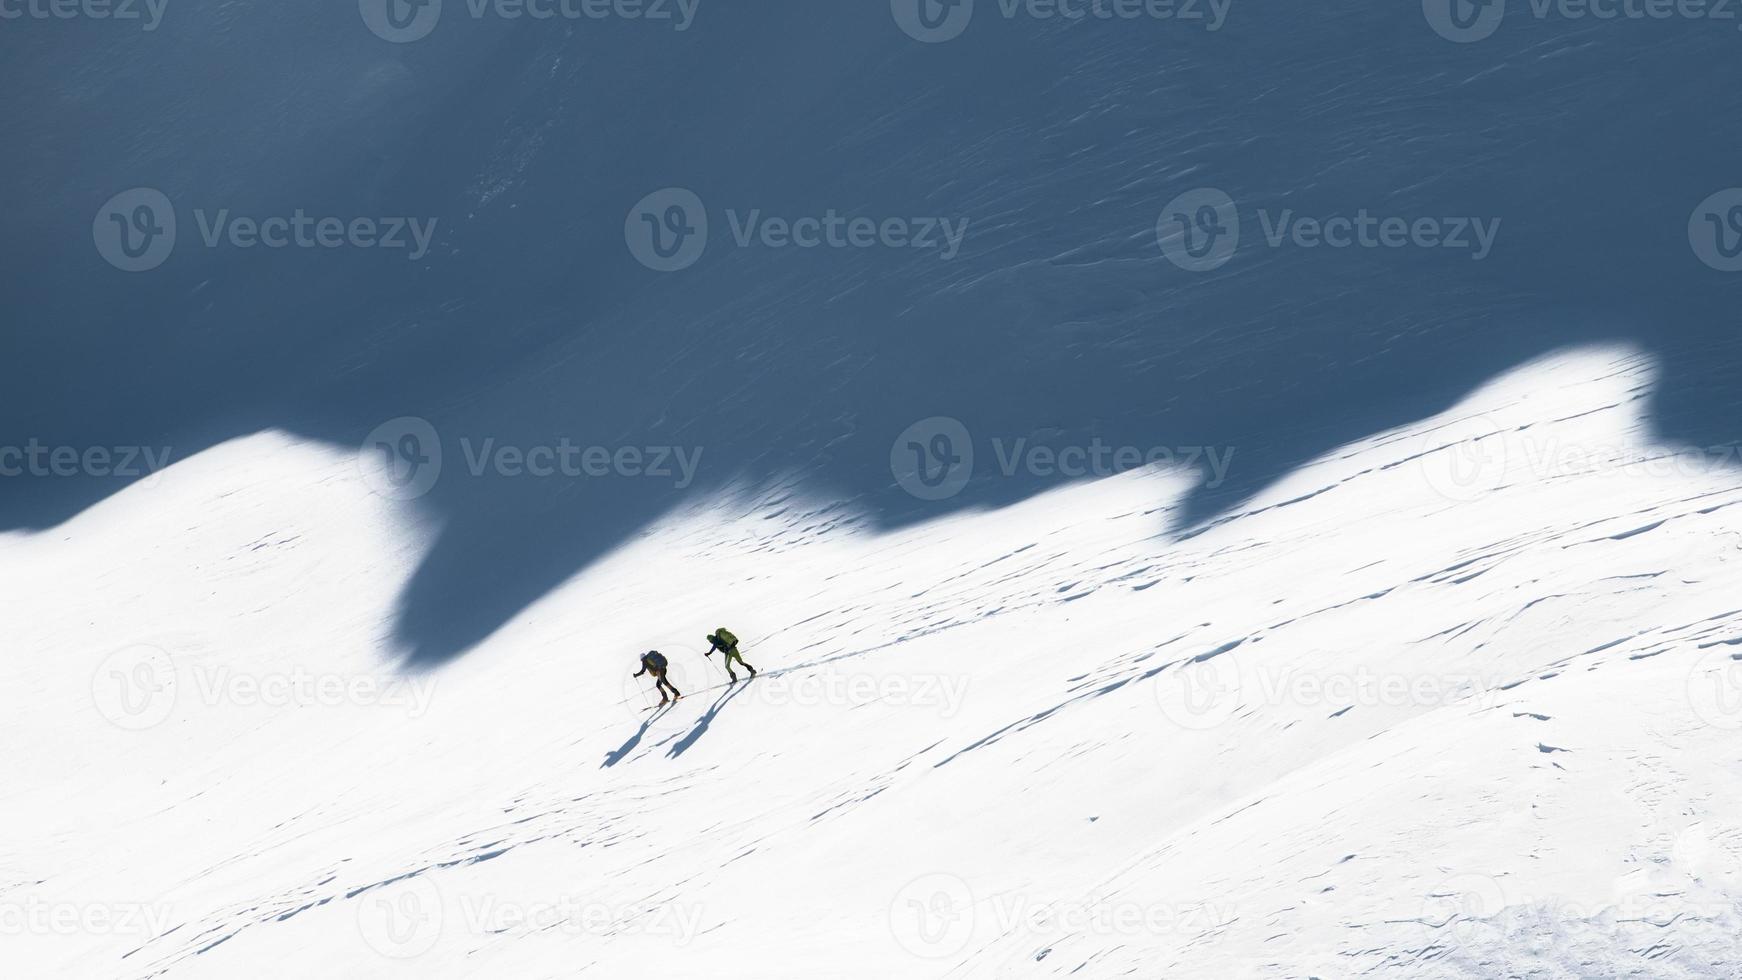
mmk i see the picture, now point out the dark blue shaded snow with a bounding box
[4,2,1739,665]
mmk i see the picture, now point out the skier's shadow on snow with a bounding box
[600,705,672,768]
[666,684,751,761]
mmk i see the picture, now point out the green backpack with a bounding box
[714,628,738,649]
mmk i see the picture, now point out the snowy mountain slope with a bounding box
[9,1,1742,670]
[7,344,1742,978]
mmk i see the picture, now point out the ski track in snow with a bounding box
[8,345,1742,978]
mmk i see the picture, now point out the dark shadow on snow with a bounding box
[601,703,673,769]
[666,683,752,760]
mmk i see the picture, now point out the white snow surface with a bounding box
[7,345,1742,979]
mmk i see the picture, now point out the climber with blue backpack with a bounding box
[633,650,682,705]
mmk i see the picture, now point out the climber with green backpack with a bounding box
[705,627,758,683]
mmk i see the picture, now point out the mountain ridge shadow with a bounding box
[4,2,1740,667]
